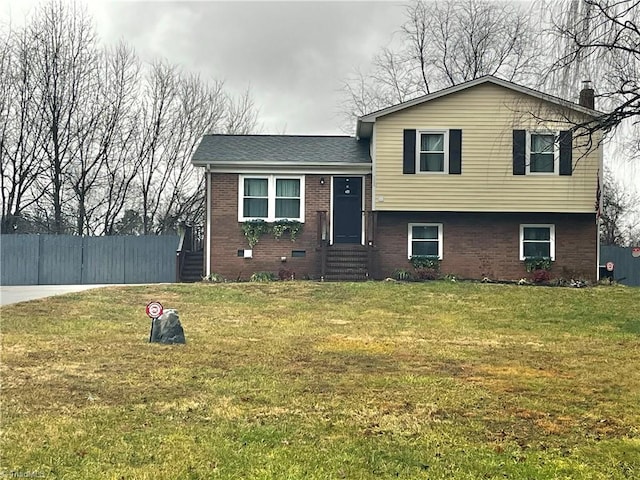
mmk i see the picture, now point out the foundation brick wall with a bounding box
[374,212,597,282]
[208,173,373,280]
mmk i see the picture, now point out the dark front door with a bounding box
[333,177,362,244]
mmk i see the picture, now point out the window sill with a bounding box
[239,218,304,223]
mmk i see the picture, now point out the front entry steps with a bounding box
[180,251,204,282]
[322,245,369,281]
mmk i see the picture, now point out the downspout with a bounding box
[596,147,604,281]
[371,123,376,212]
[206,166,212,278]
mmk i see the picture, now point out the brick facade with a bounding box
[208,173,373,280]
[208,174,596,282]
[374,212,598,281]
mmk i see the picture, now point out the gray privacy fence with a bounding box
[1,234,179,285]
[600,246,640,287]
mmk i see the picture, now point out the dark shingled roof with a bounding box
[192,135,371,165]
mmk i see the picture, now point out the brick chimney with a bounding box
[579,80,595,109]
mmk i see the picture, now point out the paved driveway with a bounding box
[0,285,111,306]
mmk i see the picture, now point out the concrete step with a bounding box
[322,273,369,281]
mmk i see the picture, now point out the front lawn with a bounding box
[1,282,639,479]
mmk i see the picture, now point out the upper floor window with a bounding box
[239,175,304,222]
[418,132,447,173]
[513,129,573,176]
[408,223,443,259]
[528,133,557,174]
[520,224,555,261]
[403,129,462,175]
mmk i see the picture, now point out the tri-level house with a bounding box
[190,76,602,282]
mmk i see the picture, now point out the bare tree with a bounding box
[543,0,639,139]
[0,25,48,232]
[2,0,261,236]
[225,85,261,135]
[29,0,99,234]
[340,0,539,127]
[67,41,146,236]
[135,61,229,234]
[134,59,179,234]
[153,72,227,232]
[98,42,143,235]
[407,0,538,88]
[600,168,639,245]
[66,49,104,235]
[339,67,401,127]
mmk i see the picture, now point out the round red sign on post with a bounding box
[632,247,640,258]
[605,261,615,272]
[146,301,163,318]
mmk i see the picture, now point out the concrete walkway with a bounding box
[0,285,112,306]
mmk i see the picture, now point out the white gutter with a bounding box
[206,166,212,278]
[371,123,376,211]
[597,147,604,281]
[191,161,372,172]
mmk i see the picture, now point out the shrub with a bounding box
[409,255,441,281]
[392,268,413,281]
[414,268,439,281]
[278,268,295,281]
[549,277,570,287]
[250,271,277,282]
[524,256,552,273]
[531,269,551,284]
[409,255,441,271]
[202,273,225,283]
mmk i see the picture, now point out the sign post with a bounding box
[146,301,163,342]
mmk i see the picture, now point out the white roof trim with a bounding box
[196,162,372,175]
[192,160,372,169]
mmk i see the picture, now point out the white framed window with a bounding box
[239,175,304,222]
[527,132,558,174]
[242,178,269,218]
[520,224,555,261]
[408,223,443,259]
[417,130,448,173]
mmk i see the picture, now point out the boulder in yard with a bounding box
[150,309,186,344]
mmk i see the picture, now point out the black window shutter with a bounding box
[513,130,526,175]
[403,129,416,174]
[449,129,462,174]
[559,130,573,175]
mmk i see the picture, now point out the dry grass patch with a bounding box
[1,281,639,479]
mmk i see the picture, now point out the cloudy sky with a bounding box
[2,0,639,201]
[2,0,406,135]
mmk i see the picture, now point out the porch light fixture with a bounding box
[320,177,325,185]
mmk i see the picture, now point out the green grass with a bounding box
[1,281,639,479]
